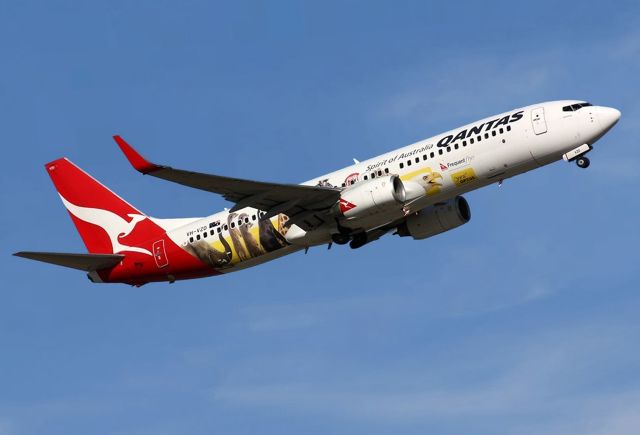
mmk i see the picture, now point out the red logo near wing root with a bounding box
[339,198,357,213]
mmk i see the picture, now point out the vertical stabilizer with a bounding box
[45,158,162,255]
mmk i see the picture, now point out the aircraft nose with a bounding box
[598,106,621,131]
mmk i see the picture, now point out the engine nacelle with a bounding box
[396,196,471,240]
[285,224,332,247]
[335,175,406,219]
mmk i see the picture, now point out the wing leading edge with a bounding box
[113,136,341,229]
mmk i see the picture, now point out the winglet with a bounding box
[113,135,162,174]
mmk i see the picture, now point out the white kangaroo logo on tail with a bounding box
[59,194,152,256]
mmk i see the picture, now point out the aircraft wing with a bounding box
[13,252,124,271]
[114,136,341,229]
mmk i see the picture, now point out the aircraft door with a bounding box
[531,107,548,135]
[152,239,169,268]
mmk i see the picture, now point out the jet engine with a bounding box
[335,175,422,220]
[396,196,471,240]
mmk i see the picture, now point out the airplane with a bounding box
[14,100,620,286]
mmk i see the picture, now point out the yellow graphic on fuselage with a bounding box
[185,214,289,269]
[400,167,444,196]
[450,167,477,186]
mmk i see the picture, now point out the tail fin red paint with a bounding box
[45,158,164,255]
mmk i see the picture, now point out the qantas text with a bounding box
[436,111,524,147]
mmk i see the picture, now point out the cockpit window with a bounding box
[562,102,593,112]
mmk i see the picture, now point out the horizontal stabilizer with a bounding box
[13,252,124,271]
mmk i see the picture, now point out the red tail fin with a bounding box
[45,158,163,255]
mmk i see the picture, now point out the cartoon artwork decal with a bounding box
[184,213,291,270]
[421,168,444,195]
[344,172,359,186]
[184,232,233,268]
[238,212,265,257]
[400,167,444,196]
[259,214,289,252]
[315,178,335,188]
[228,212,250,261]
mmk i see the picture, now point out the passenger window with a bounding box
[507,125,511,131]
[463,141,467,147]
[364,175,369,180]
[371,172,376,178]
[492,130,496,136]
[189,237,194,243]
[454,144,459,150]
[423,154,427,160]
[399,163,403,169]
[252,215,256,221]
[484,133,489,139]
[499,128,504,134]
[415,157,419,163]
[210,230,215,235]
[477,135,481,142]
[196,234,201,240]
[446,146,451,152]
[470,138,474,144]
[245,217,249,223]
[231,222,235,228]
[217,227,221,233]
[438,149,443,155]
[341,183,345,187]
[203,232,207,238]
[385,168,389,174]
[430,152,435,158]
[407,160,411,166]
[378,170,382,176]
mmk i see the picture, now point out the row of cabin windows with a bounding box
[342,167,391,186]
[339,124,513,187]
[364,167,390,181]
[398,125,511,169]
[189,212,265,243]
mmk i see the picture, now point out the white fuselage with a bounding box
[168,100,620,271]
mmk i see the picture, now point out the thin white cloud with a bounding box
[242,305,320,332]
[370,26,640,138]
[0,418,15,435]
[588,157,640,181]
[369,49,564,128]
[523,392,640,435]
[582,399,640,435]
[609,30,640,61]
[209,323,640,431]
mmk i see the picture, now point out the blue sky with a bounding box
[1,1,639,434]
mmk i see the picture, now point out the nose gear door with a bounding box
[531,107,548,135]
[152,239,169,268]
